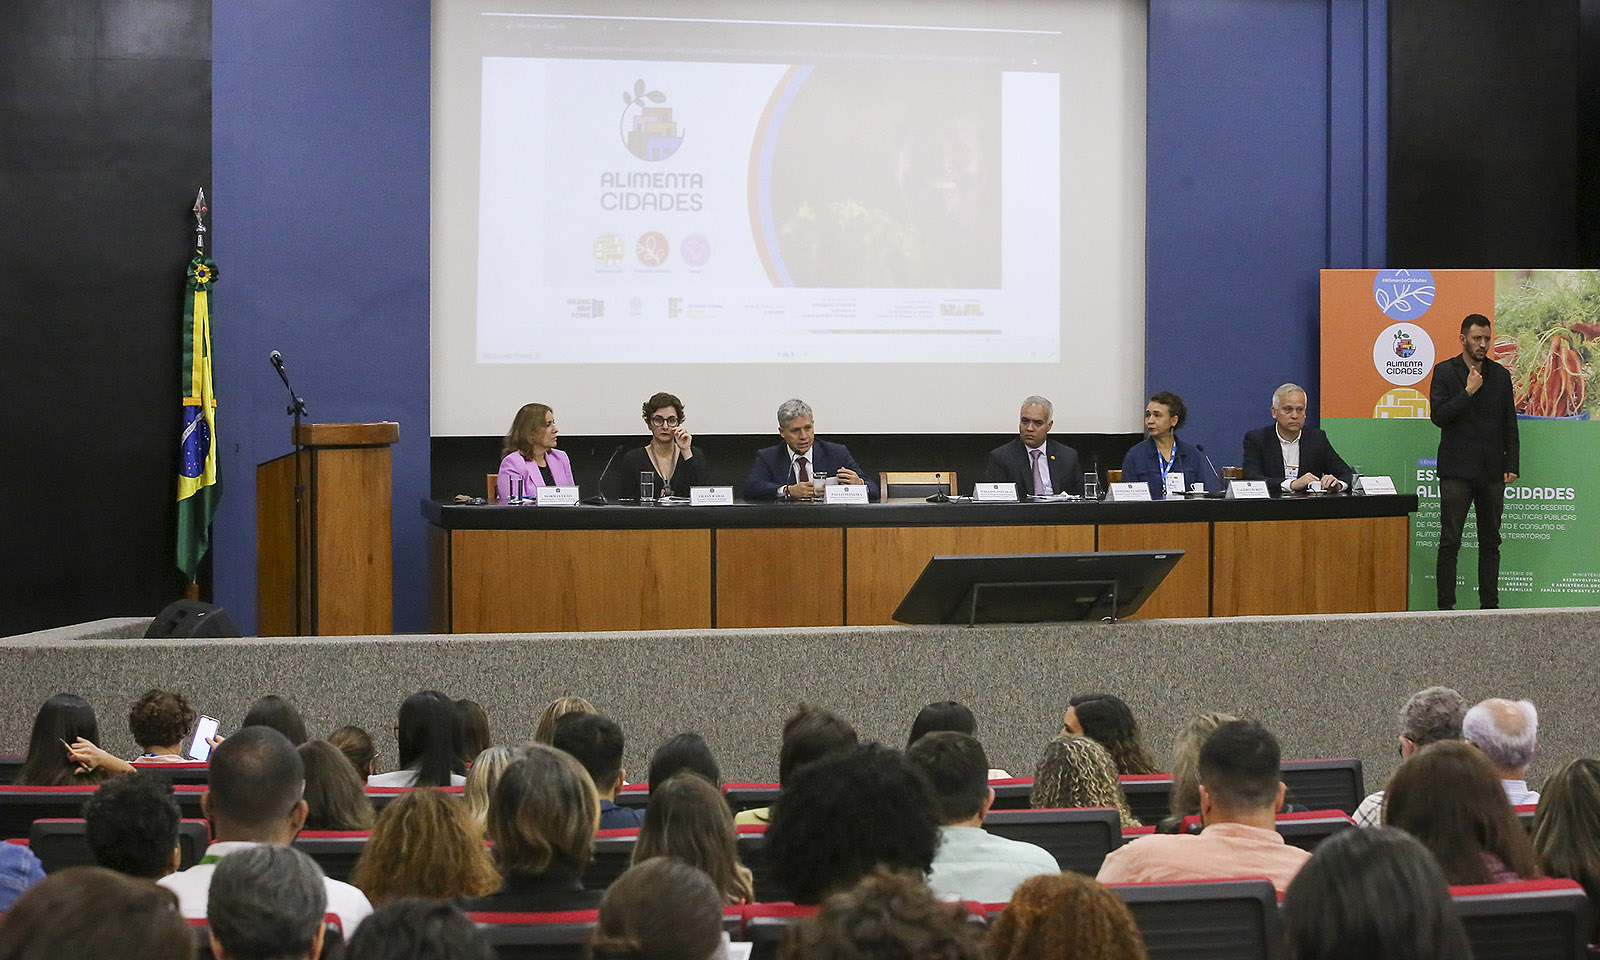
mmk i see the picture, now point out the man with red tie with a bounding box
[744,398,878,501]
[983,395,1083,496]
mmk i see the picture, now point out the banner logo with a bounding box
[1373,323,1434,385]
[1375,387,1431,419]
[1373,269,1435,320]
[620,79,684,162]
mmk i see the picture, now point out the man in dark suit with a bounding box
[1430,313,1519,610]
[744,398,879,501]
[983,396,1082,496]
[1241,384,1353,495]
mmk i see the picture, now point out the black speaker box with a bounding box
[145,600,241,639]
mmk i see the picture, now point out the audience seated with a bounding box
[0,866,194,960]
[17,693,115,786]
[327,725,379,783]
[767,743,940,905]
[1097,720,1310,894]
[648,732,722,788]
[127,689,197,762]
[1463,697,1542,805]
[1352,686,1465,827]
[986,872,1148,960]
[241,694,308,746]
[1159,712,1236,832]
[735,704,859,827]
[588,858,727,960]
[553,712,645,829]
[464,745,519,832]
[82,771,182,878]
[906,732,1057,903]
[369,690,468,788]
[207,845,328,960]
[299,739,375,831]
[157,726,373,932]
[534,696,597,744]
[455,699,492,764]
[344,897,494,960]
[1383,740,1542,885]
[348,786,501,905]
[462,744,604,912]
[1281,826,1471,960]
[1530,758,1600,941]
[1029,734,1138,828]
[779,869,983,960]
[907,701,1010,779]
[1066,694,1162,775]
[633,772,754,905]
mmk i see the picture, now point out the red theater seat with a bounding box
[292,830,371,883]
[1451,878,1594,960]
[1105,877,1282,960]
[471,909,600,960]
[981,807,1124,874]
[129,760,210,784]
[30,817,209,874]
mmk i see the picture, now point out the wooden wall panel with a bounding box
[450,529,711,633]
[312,447,394,636]
[716,528,844,627]
[255,452,301,637]
[427,523,451,635]
[845,525,1095,625]
[1096,522,1211,619]
[1213,516,1409,616]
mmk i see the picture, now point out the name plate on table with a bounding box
[973,482,1019,502]
[690,486,735,506]
[1226,480,1271,500]
[823,484,870,504]
[1107,482,1152,502]
[534,486,580,506]
[1164,472,1187,497]
[1356,475,1398,495]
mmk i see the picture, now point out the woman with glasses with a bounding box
[611,391,710,500]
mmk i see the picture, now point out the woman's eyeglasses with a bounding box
[649,416,681,427]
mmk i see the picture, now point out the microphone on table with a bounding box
[925,471,951,503]
[1195,444,1222,493]
[270,350,284,369]
[581,443,628,505]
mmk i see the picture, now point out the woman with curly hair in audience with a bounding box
[632,772,753,904]
[369,690,468,788]
[349,787,501,905]
[1531,757,1600,938]
[1383,739,1541,884]
[18,694,120,786]
[1029,734,1138,828]
[298,740,375,831]
[126,690,197,762]
[1066,694,1162,775]
[534,696,596,744]
[1282,826,1471,960]
[462,744,604,911]
[464,745,519,833]
[987,872,1148,960]
[588,858,728,960]
[780,868,983,960]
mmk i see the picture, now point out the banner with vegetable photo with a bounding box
[1320,269,1600,610]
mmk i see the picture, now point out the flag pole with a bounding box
[185,190,208,600]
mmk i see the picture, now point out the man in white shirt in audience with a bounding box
[1463,697,1542,806]
[1353,685,1466,827]
[1096,720,1310,895]
[906,731,1058,902]
[159,726,372,934]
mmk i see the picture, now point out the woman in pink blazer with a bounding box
[497,402,575,501]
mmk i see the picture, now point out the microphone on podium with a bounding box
[1195,444,1221,492]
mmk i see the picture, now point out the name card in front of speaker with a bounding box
[1226,480,1271,500]
[823,484,870,504]
[973,482,1019,503]
[1355,475,1398,495]
[690,486,735,506]
[535,486,580,506]
[1107,482,1152,502]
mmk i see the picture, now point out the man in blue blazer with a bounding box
[1242,383,1353,494]
[744,398,879,500]
[983,395,1083,495]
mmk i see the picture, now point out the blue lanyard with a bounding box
[1157,443,1175,486]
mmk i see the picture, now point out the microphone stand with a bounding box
[271,353,309,633]
[583,443,627,505]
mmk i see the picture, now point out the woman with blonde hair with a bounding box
[534,696,597,744]
[498,403,573,501]
[1531,758,1600,939]
[462,744,604,911]
[1160,712,1237,831]
[465,745,519,832]
[349,787,500,905]
[988,872,1148,960]
[1029,735,1138,828]
[632,772,753,904]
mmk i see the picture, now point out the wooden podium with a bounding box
[257,422,399,636]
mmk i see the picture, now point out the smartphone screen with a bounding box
[188,716,220,761]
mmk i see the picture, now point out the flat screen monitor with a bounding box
[892,550,1183,624]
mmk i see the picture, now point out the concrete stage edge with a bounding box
[5,609,1593,794]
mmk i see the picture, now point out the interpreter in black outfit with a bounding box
[611,391,711,500]
[1430,313,1519,610]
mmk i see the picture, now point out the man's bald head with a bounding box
[1463,698,1538,776]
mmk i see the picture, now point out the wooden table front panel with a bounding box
[1096,522,1211,619]
[846,524,1096,625]
[716,528,844,627]
[450,529,711,632]
[1212,516,1409,616]
[312,447,394,636]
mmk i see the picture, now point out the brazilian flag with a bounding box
[176,255,220,581]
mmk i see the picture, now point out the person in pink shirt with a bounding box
[1096,720,1310,895]
[497,402,574,501]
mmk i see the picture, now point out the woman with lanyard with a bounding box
[611,391,711,501]
[1120,391,1222,498]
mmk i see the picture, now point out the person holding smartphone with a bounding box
[609,391,711,500]
[127,690,197,762]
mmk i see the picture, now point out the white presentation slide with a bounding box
[434,0,1145,435]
